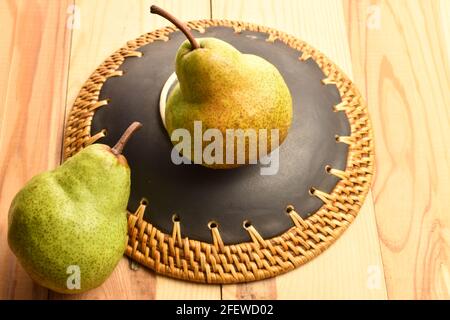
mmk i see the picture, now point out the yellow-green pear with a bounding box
[152,6,293,169]
[8,122,142,294]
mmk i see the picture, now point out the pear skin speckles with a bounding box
[166,38,293,168]
[7,145,129,294]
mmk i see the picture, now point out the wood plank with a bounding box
[155,276,221,300]
[0,0,73,299]
[213,0,387,299]
[50,0,220,300]
[440,0,450,62]
[343,0,450,299]
[0,1,15,133]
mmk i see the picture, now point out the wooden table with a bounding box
[1,0,449,300]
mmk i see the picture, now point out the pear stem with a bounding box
[111,122,143,155]
[150,5,200,50]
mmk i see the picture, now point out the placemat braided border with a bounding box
[63,20,375,284]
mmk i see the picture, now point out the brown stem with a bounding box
[111,122,143,155]
[150,5,200,50]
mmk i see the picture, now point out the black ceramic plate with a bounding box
[91,27,350,244]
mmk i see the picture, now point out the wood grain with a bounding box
[50,0,220,300]
[0,0,73,299]
[2,0,449,300]
[343,0,450,299]
[441,0,450,63]
[213,0,387,300]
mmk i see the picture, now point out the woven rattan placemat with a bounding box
[63,20,374,284]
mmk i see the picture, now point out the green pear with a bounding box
[151,6,293,169]
[8,122,142,294]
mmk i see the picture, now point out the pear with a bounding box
[152,6,293,169]
[8,122,142,294]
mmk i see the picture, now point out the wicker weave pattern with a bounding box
[63,20,374,284]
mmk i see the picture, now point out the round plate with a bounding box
[64,20,374,283]
[91,26,350,244]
